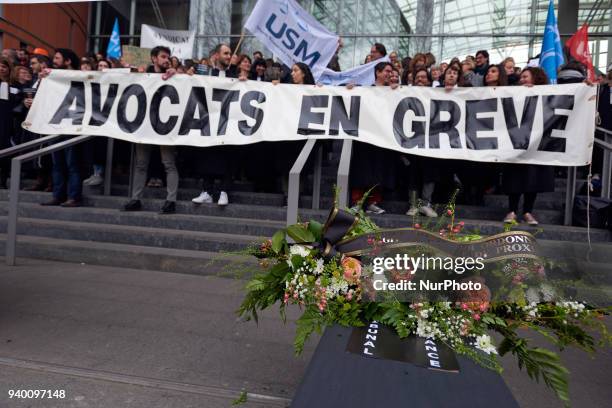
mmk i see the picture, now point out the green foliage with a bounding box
[294,306,326,355]
[307,220,323,241]
[497,326,570,406]
[238,262,289,324]
[287,224,316,243]
[271,229,286,253]
[232,390,248,406]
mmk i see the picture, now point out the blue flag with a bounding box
[107,18,122,60]
[539,0,564,83]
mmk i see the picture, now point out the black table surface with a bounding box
[291,325,519,408]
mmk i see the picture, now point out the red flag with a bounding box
[565,24,595,81]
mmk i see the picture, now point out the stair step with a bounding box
[0,233,255,277]
[3,190,566,224]
[0,202,285,236]
[0,217,262,253]
[0,192,608,243]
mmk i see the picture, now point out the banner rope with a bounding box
[586,83,601,258]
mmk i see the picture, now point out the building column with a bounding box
[413,0,434,53]
[558,0,579,43]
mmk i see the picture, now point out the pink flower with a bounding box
[473,313,481,321]
[461,303,469,310]
[447,209,453,216]
[414,223,421,229]
[342,257,362,282]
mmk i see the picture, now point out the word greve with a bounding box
[372,254,485,275]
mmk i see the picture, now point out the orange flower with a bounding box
[342,257,362,282]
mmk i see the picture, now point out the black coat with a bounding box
[502,164,555,194]
[0,80,19,149]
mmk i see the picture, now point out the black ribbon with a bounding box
[318,208,359,258]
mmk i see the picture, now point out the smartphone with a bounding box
[23,87,37,99]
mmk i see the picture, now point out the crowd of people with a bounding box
[1,40,611,225]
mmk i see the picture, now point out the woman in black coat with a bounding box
[0,57,19,188]
[502,67,555,225]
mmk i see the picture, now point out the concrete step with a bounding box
[0,234,256,277]
[1,191,608,243]
[0,202,285,237]
[0,217,261,253]
[6,189,566,225]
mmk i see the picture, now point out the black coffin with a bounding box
[291,325,519,408]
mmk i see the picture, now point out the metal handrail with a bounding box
[595,126,612,200]
[0,134,64,159]
[286,140,316,226]
[336,140,353,209]
[6,135,93,266]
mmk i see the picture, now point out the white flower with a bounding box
[314,258,325,275]
[289,245,311,258]
[416,319,439,338]
[540,283,557,302]
[525,287,540,304]
[475,334,498,355]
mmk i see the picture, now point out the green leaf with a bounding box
[287,224,315,243]
[307,220,323,241]
[271,230,286,253]
[232,390,248,405]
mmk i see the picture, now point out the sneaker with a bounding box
[83,175,94,185]
[503,211,517,223]
[217,191,229,206]
[192,191,213,204]
[159,201,176,214]
[406,206,419,216]
[419,205,438,218]
[86,174,103,186]
[523,212,538,226]
[366,203,385,215]
[122,199,142,211]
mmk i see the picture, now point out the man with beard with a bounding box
[190,43,236,207]
[122,46,180,214]
[210,43,236,79]
[41,48,83,207]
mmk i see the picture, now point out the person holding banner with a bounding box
[351,61,397,214]
[502,67,555,226]
[40,49,83,207]
[191,43,237,207]
[123,46,179,214]
[406,67,438,218]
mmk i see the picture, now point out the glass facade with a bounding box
[399,0,610,71]
[91,0,610,72]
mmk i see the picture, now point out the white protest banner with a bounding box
[25,70,596,166]
[140,24,195,60]
[244,0,339,80]
[319,56,390,86]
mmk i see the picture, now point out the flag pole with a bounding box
[233,31,245,56]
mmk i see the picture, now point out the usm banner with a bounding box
[24,70,596,166]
